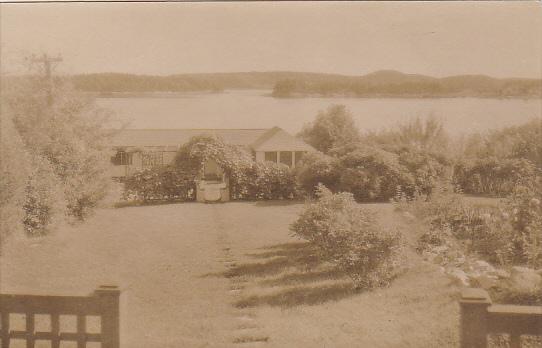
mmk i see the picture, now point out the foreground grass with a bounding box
[1,201,460,347]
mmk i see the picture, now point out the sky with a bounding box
[1,1,541,78]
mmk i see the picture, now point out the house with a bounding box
[109,127,314,201]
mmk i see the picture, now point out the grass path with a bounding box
[1,202,460,347]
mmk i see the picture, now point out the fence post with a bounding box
[95,285,120,348]
[460,288,492,348]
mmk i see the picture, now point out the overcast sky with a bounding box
[1,1,541,78]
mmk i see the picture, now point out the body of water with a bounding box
[97,89,542,136]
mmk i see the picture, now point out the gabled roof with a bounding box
[111,127,315,152]
[251,127,315,152]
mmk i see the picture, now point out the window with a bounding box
[111,151,132,166]
[279,151,292,167]
[295,151,305,165]
[265,151,277,163]
[142,152,164,168]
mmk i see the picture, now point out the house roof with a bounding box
[111,127,314,152]
[111,129,268,148]
[251,127,315,152]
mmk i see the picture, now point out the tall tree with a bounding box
[361,117,449,155]
[298,105,360,154]
[2,56,113,237]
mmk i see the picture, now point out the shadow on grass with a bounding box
[252,200,304,207]
[210,241,360,308]
[225,242,322,278]
[234,282,356,308]
[114,199,195,208]
[258,268,346,287]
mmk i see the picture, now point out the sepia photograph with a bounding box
[0,1,541,347]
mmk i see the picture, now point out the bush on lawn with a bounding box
[295,151,342,195]
[290,185,404,289]
[123,166,196,203]
[338,147,416,202]
[397,148,452,197]
[453,157,538,196]
[253,161,298,200]
[401,183,542,268]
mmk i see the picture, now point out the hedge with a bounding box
[123,166,196,203]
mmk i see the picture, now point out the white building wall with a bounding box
[255,151,265,163]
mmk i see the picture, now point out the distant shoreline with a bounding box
[71,70,541,100]
[88,90,541,100]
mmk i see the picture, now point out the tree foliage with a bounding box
[295,151,342,195]
[1,64,113,237]
[1,104,31,240]
[271,79,297,98]
[361,117,449,155]
[298,105,360,154]
[454,120,542,196]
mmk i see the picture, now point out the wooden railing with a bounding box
[460,288,542,348]
[0,285,120,348]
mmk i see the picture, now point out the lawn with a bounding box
[0,201,460,347]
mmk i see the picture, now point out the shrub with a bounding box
[397,149,452,197]
[22,158,65,236]
[338,147,416,202]
[504,184,542,267]
[295,151,341,195]
[123,166,196,203]
[0,110,30,240]
[290,185,404,289]
[401,185,542,268]
[453,157,538,196]
[6,71,113,227]
[253,161,298,200]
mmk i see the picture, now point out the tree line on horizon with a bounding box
[64,71,542,98]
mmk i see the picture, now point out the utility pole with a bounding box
[31,53,63,80]
[30,53,63,105]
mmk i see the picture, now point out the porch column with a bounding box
[276,151,280,164]
[292,151,295,168]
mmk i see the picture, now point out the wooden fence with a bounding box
[0,285,120,348]
[460,288,542,348]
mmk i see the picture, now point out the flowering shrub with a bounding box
[397,149,452,197]
[174,136,298,200]
[123,166,196,202]
[290,185,404,289]
[22,158,65,236]
[400,184,542,268]
[2,71,112,238]
[253,161,298,200]
[296,145,449,202]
